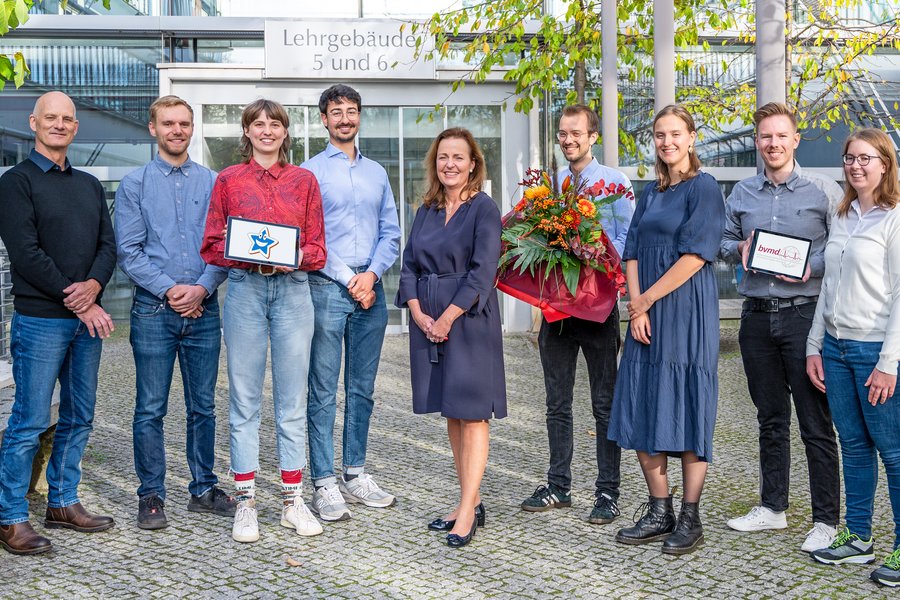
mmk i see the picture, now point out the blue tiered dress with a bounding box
[608,172,725,461]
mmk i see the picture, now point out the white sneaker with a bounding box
[280,496,323,537]
[311,483,352,521]
[339,473,396,508]
[801,522,837,553]
[232,499,259,543]
[726,506,788,532]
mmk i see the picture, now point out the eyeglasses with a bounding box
[556,130,586,141]
[328,108,359,119]
[842,153,882,167]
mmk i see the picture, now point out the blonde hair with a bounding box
[836,128,900,217]
[753,102,797,131]
[653,104,701,192]
[422,128,486,209]
[149,95,194,123]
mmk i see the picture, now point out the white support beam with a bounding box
[653,0,675,110]
[601,0,619,167]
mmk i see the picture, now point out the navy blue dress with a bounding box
[396,192,507,420]
[609,172,725,461]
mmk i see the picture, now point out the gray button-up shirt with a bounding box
[115,154,226,298]
[720,162,843,299]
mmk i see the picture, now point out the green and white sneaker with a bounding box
[870,548,900,587]
[810,528,875,565]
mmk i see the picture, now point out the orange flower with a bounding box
[515,197,527,211]
[560,209,581,229]
[524,184,551,200]
[561,175,572,193]
[577,198,596,219]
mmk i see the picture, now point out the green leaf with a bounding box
[13,0,28,26]
[0,55,12,81]
[0,2,9,36]
[561,259,580,297]
[13,51,27,87]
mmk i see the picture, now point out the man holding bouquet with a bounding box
[521,104,634,524]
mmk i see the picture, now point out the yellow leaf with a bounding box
[482,42,490,54]
[285,556,302,567]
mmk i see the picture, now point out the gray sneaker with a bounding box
[811,528,875,565]
[339,473,396,508]
[311,483,351,522]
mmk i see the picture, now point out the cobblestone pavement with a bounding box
[3,325,896,599]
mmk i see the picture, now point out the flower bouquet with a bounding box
[497,168,628,323]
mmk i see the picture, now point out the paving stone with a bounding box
[0,324,896,598]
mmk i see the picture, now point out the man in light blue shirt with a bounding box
[521,104,635,525]
[116,95,233,530]
[302,85,401,522]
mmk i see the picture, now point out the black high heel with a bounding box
[475,502,486,528]
[428,502,486,532]
[446,516,477,548]
[427,517,455,531]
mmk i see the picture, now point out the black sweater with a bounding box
[0,158,116,318]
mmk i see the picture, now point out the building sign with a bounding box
[264,20,435,80]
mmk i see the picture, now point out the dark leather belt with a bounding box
[743,296,818,313]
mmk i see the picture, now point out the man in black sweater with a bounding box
[0,91,117,555]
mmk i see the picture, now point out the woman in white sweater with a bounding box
[805,127,900,588]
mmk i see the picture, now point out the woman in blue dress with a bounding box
[396,127,506,548]
[609,105,725,555]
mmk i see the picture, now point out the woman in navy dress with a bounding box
[609,105,725,555]
[396,127,506,548]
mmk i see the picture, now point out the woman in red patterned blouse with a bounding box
[201,99,327,543]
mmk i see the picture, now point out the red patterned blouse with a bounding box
[201,158,327,271]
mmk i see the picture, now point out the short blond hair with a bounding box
[149,95,194,123]
[753,102,797,132]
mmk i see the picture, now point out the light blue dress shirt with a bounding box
[115,154,226,298]
[302,143,401,286]
[557,158,635,257]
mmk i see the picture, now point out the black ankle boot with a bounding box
[662,501,704,555]
[615,495,676,545]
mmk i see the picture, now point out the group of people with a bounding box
[0,86,897,588]
[0,86,401,550]
[513,101,900,587]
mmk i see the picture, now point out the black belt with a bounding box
[743,296,818,313]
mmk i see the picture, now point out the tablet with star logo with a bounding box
[224,216,300,268]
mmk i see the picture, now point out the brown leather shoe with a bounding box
[0,522,52,555]
[45,503,115,533]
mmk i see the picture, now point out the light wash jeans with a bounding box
[0,313,102,525]
[307,272,387,485]
[223,269,314,474]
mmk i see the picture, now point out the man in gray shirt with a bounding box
[720,102,841,553]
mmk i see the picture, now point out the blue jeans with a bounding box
[307,272,388,484]
[0,313,102,525]
[130,288,221,499]
[223,269,314,474]
[823,333,900,548]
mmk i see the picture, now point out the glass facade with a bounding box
[199,103,504,326]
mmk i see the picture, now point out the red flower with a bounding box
[561,175,572,193]
[515,197,527,212]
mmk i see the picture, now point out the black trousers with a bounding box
[739,304,840,524]
[538,307,621,497]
